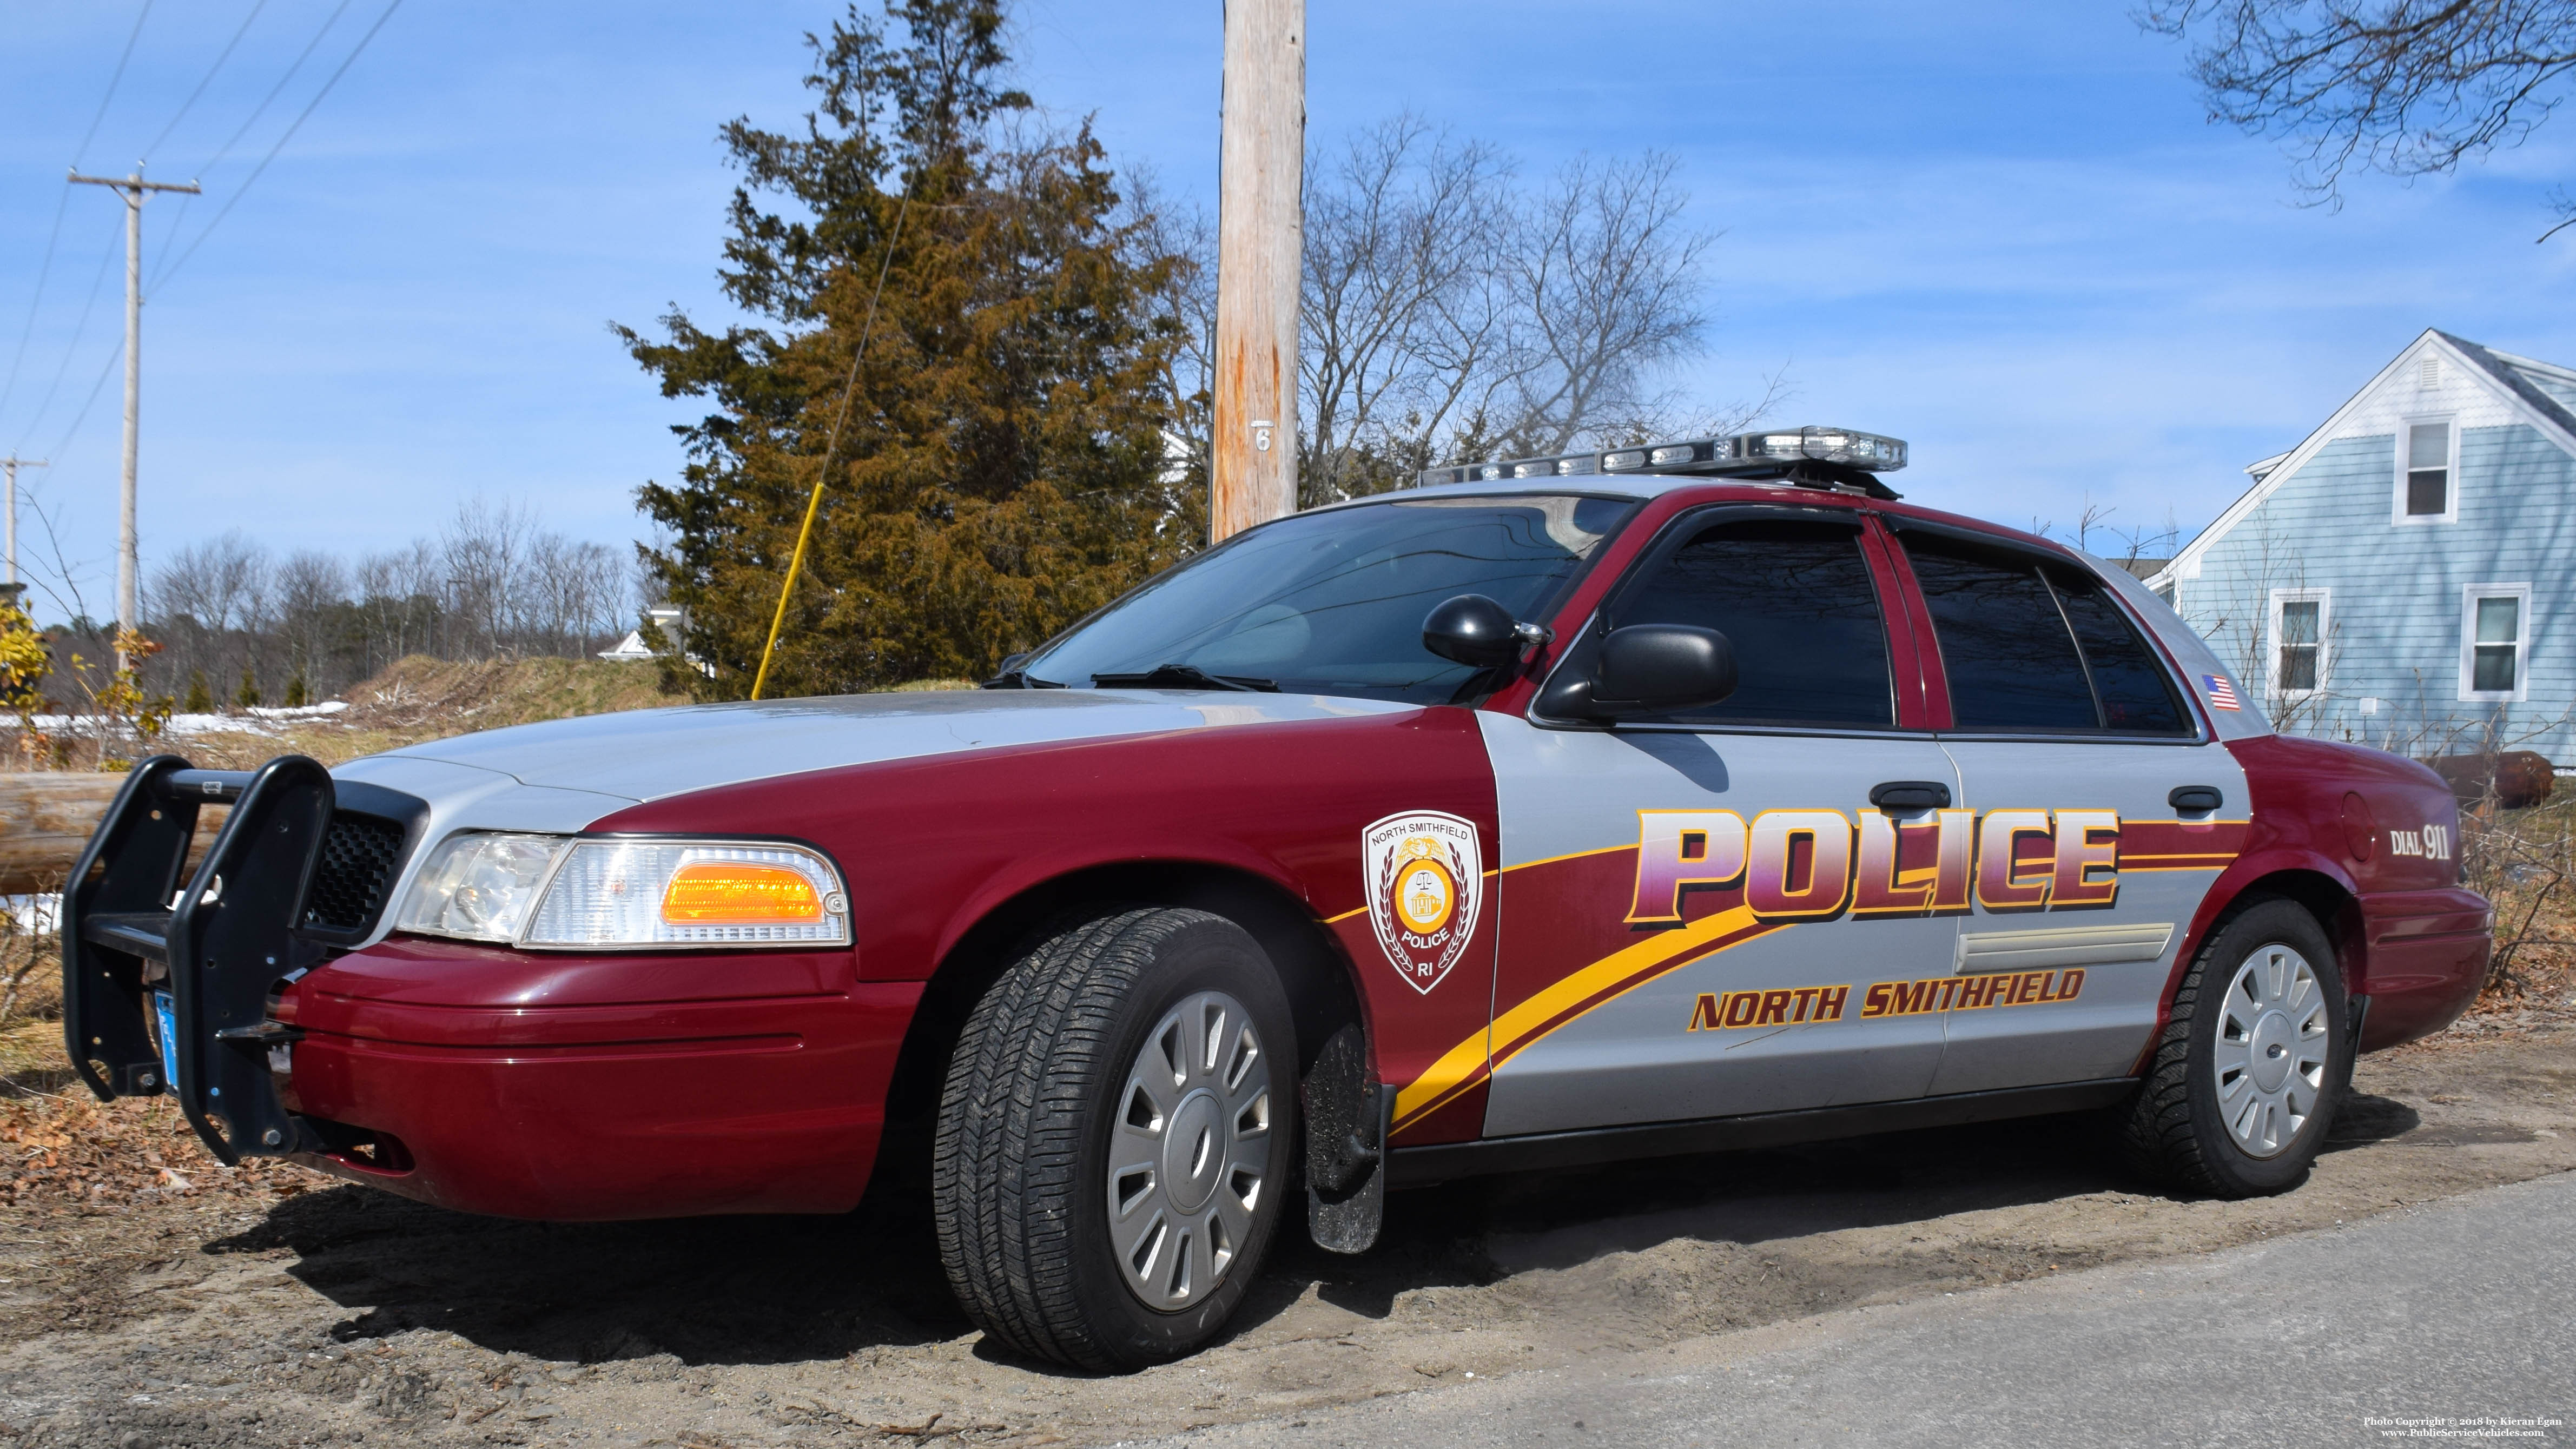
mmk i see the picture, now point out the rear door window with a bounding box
[1609,516,1894,728]
[1899,531,2189,735]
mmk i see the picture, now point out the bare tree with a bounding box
[1298,117,1517,506]
[442,498,538,658]
[129,501,642,705]
[524,535,628,657]
[1120,171,1219,535]
[1148,118,1761,511]
[1501,151,1715,455]
[2142,0,2576,232]
[276,550,349,692]
[356,540,444,669]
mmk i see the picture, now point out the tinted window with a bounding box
[1901,534,2096,730]
[1612,518,1893,727]
[2055,580,2189,733]
[1026,495,1636,703]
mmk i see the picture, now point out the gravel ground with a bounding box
[0,1022,2568,1449]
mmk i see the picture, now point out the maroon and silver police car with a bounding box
[67,427,2490,1368]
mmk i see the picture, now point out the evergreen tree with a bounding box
[620,0,1199,698]
[234,668,261,711]
[183,671,213,714]
[285,672,309,709]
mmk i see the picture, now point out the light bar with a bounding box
[1415,425,1909,496]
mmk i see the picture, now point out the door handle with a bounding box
[2169,785,2224,813]
[1870,780,1952,811]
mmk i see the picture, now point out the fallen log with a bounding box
[0,772,223,897]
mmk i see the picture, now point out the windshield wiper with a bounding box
[980,669,1067,689]
[1090,664,1279,693]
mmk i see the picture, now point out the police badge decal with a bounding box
[1362,811,1483,995]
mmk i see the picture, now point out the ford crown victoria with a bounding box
[64,427,2491,1369]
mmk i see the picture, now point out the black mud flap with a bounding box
[64,755,337,1165]
[1303,1023,1389,1254]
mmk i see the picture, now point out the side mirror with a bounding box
[1422,594,1525,669]
[1541,624,1738,722]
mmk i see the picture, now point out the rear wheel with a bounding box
[2119,897,2348,1197]
[932,907,1296,1370]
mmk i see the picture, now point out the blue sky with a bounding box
[2,0,2572,622]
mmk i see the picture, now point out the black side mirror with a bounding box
[1541,624,1738,722]
[1422,594,1525,668]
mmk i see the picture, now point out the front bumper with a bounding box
[276,936,922,1220]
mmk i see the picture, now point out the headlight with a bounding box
[395,832,566,942]
[394,833,851,950]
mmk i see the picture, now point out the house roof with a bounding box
[2151,329,2576,587]
[2435,331,2576,443]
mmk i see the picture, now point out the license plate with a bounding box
[151,991,180,1092]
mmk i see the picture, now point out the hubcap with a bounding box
[2211,943,2330,1159]
[1106,990,1271,1311]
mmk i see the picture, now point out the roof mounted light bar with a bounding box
[1417,425,1909,500]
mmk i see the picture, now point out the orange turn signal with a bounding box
[659,862,825,924]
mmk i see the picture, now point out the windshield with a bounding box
[1022,494,1639,703]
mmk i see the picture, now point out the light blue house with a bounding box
[2151,330,2575,765]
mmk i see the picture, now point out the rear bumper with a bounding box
[277,940,922,1220]
[2354,887,2492,1051]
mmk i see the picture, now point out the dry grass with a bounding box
[2460,792,2576,1028]
[171,655,684,770]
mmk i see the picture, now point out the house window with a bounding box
[2398,419,2455,522]
[2460,584,2532,702]
[2269,588,2328,697]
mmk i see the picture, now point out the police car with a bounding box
[64,426,2490,1369]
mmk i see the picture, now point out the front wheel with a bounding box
[2118,897,2349,1197]
[932,907,1296,1370]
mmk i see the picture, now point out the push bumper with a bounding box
[275,937,922,1220]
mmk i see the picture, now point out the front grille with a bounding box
[303,811,407,931]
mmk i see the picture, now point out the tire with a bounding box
[2119,896,2349,1198]
[932,907,1297,1370]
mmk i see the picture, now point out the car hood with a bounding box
[336,687,1414,811]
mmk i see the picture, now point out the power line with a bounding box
[146,0,355,293]
[42,339,124,467]
[72,1,156,167]
[0,192,79,435]
[0,1,158,432]
[9,213,126,454]
[154,0,398,295]
[189,0,353,179]
[142,0,272,164]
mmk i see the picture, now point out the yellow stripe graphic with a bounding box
[1391,905,1771,1131]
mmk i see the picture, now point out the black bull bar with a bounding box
[61,754,421,1166]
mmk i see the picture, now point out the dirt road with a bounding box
[2,1023,2569,1448]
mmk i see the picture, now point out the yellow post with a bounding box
[747,196,910,700]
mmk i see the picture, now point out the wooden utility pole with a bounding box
[69,168,200,651]
[0,456,44,588]
[1210,0,1305,542]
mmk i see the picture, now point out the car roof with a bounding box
[1324,474,2075,561]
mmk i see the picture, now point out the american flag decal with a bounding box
[2203,674,2241,711]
